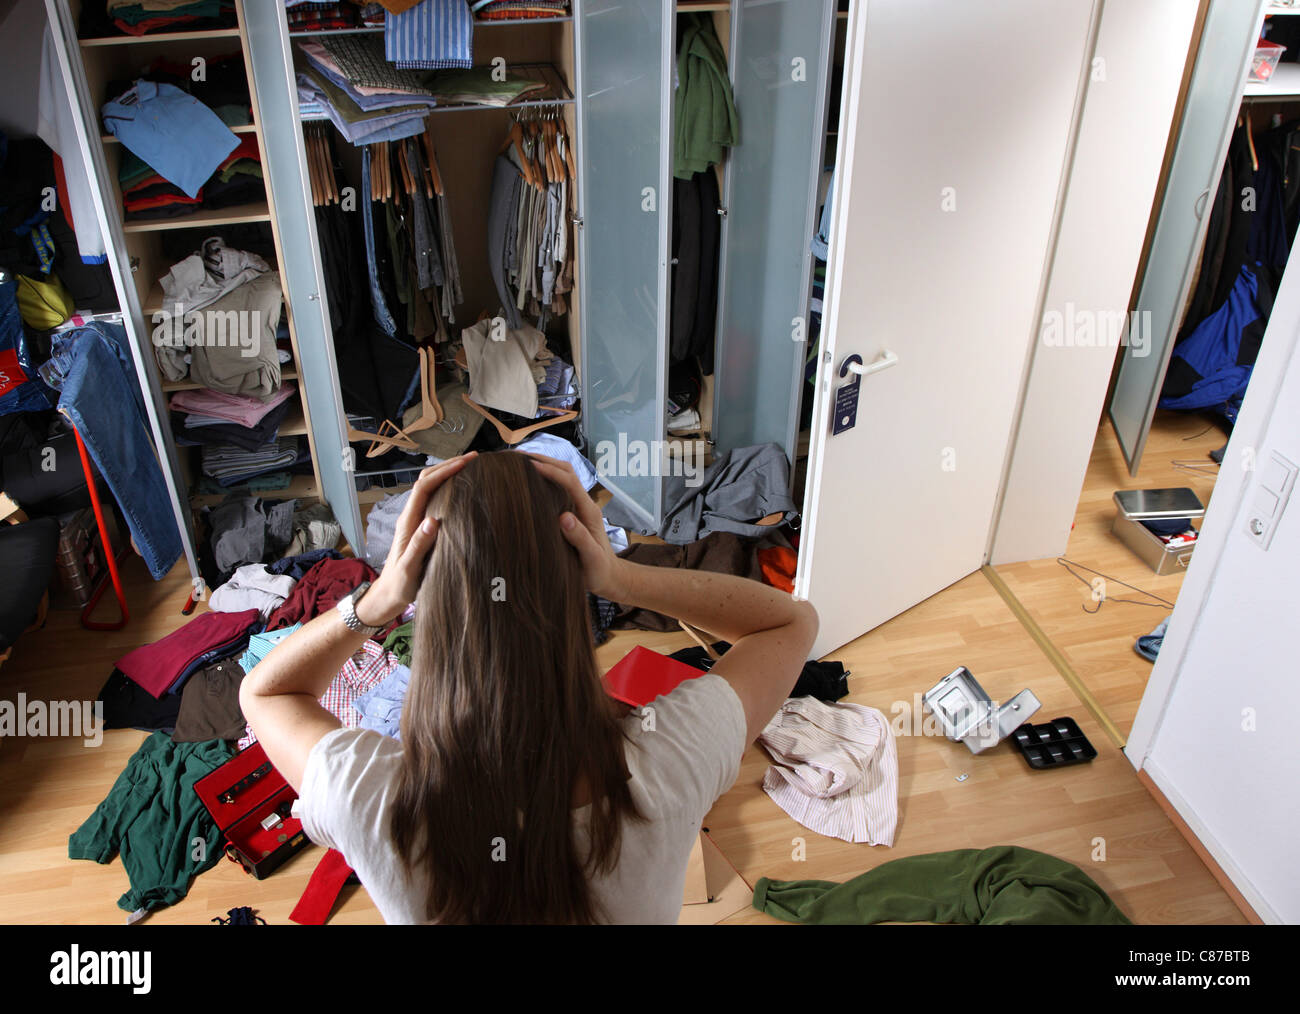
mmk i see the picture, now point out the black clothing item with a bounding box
[668,641,850,703]
[670,169,721,371]
[589,594,618,646]
[266,547,343,580]
[0,518,58,652]
[0,137,116,313]
[98,669,182,734]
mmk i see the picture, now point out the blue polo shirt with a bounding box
[101,80,240,199]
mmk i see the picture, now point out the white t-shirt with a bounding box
[296,672,747,924]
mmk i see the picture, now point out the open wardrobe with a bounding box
[40,0,1196,657]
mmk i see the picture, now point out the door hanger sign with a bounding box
[832,354,862,435]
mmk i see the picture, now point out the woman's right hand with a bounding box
[528,455,626,601]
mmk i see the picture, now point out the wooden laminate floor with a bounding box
[0,416,1244,924]
[993,411,1226,740]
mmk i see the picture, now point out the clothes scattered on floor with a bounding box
[381,619,413,665]
[267,547,344,581]
[352,662,411,739]
[68,732,233,921]
[758,545,798,594]
[1135,617,1171,663]
[209,563,297,618]
[603,442,797,545]
[752,846,1133,925]
[611,531,791,631]
[173,659,246,743]
[669,642,850,703]
[239,623,299,673]
[237,637,401,749]
[265,556,378,630]
[97,668,182,734]
[759,696,898,846]
[115,607,260,698]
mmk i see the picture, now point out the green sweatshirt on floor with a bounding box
[69,732,233,917]
[753,846,1132,925]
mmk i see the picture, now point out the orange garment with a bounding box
[758,546,797,593]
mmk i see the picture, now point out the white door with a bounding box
[796,0,1097,658]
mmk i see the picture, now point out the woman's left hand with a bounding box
[355,453,477,627]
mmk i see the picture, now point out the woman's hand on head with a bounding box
[527,454,625,601]
[356,453,477,627]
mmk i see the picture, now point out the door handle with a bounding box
[842,350,898,378]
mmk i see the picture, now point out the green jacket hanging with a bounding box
[674,13,739,180]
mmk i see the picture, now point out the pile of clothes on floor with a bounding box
[76,548,401,921]
[101,56,261,222]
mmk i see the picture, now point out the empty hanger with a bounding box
[459,394,577,445]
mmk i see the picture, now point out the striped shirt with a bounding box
[759,697,899,846]
[385,0,473,70]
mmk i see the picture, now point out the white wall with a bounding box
[989,0,1200,564]
[1127,235,1300,925]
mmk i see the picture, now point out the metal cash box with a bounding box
[1111,487,1205,575]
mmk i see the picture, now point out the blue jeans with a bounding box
[42,322,183,580]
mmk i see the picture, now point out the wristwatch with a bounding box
[336,581,384,636]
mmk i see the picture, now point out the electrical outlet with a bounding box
[1245,451,1297,550]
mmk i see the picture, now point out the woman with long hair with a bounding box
[241,450,818,923]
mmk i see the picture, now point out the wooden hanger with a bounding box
[346,420,420,458]
[420,123,443,197]
[460,394,577,445]
[678,620,720,661]
[397,139,414,196]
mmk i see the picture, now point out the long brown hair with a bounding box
[389,451,640,923]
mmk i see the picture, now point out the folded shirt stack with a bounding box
[296,35,439,146]
[105,74,261,221]
[284,1,359,32]
[202,436,304,487]
[96,0,237,37]
[473,1,571,21]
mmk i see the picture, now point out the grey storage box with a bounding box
[1111,488,1205,575]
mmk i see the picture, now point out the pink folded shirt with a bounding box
[170,382,296,428]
